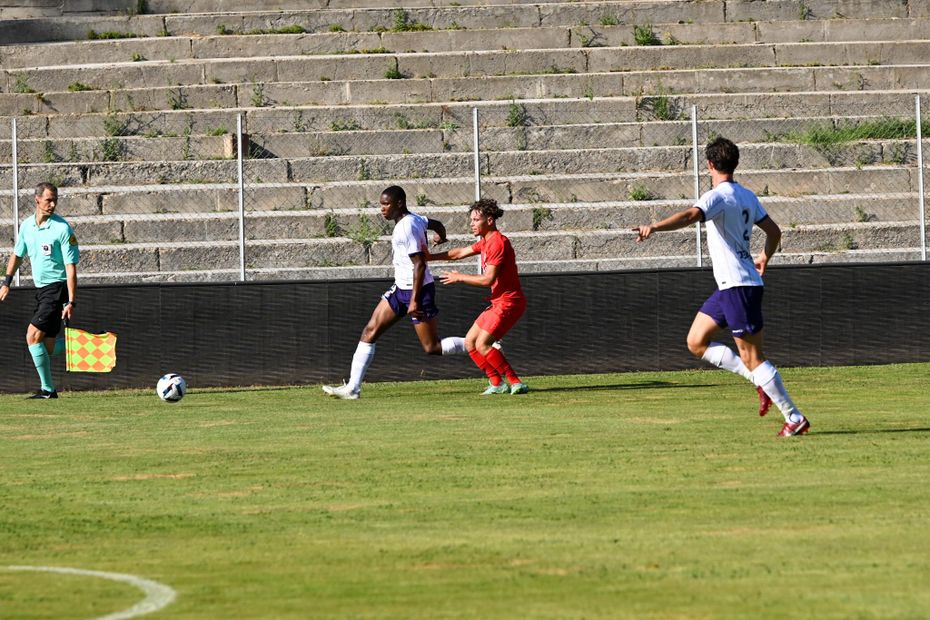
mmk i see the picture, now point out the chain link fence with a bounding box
[1,95,928,284]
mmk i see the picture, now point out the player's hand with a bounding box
[0,285,8,302]
[62,304,74,321]
[438,270,461,285]
[632,225,653,242]
[406,300,423,320]
[754,253,769,276]
[432,232,447,246]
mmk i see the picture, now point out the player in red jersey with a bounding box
[427,198,529,395]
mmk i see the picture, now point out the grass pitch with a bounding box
[1,363,929,619]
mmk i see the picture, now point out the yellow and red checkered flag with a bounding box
[65,327,117,373]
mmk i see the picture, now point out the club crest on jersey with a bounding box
[69,234,78,245]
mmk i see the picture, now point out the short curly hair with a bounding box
[470,198,504,220]
[706,137,739,174]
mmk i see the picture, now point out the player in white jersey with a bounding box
[323,186,466,399]
[632,138,810,437]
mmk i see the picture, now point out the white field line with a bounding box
[5,565,176,620]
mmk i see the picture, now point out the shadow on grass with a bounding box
[528,381,720,393]
[813,427,930,436]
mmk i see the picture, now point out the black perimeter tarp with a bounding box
[1,262,928,393]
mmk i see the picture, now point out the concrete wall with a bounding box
[0,0,135,19]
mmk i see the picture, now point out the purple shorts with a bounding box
[382,281,439,324]
[699,286,764,338]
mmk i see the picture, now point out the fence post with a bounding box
[11,118,20,286]
[473,107,481,201]
[691,105,702,267]
[236,113,246,281]
[917,95,927,261]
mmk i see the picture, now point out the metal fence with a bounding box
[1,95,927,285]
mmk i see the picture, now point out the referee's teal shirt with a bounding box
[14,214,80,288]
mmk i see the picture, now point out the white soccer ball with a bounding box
[156,373,187,402]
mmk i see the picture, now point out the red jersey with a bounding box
[471,230,524,303]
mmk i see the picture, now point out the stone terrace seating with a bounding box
[1,0,929,282]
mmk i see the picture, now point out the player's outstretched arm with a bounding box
[426,218,447,246]
[754,216,782,276]
[632,207,703,242]
[424,245,478,262]
[439,263,498,288]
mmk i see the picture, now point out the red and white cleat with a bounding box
[757,386,772,417]
[777,417,811,437]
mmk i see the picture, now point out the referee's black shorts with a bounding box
[32,281,68,337]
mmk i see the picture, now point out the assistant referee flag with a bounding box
[65,327,117,373]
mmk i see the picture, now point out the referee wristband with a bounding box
[2,274,12,287]
[64,301,75,308]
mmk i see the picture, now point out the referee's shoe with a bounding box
[29,389,58,399]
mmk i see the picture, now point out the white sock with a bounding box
[348,341,375,392]
[702,342,752,381]
[441,336,466,355]
[751,361,803,423]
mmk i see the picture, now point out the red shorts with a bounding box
[475,298,526,339]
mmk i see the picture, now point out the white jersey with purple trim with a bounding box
[696,181,768,290]
[391,212,434,289]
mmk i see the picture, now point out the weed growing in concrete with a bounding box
[251,83,269,107]
[392,9,432,32]
[42,141,59,164]
[167,87,189,110]
[348,215,382,249]
[329,24,346,32]
[416,193,429,207]
[600,15,619,26]
[130,52,145,62]
[67,82,95,92]
[384,62,406,80]
[532,207,553,230]
[13,74,36,94]
[506,101,530,128]
[639,92,680,121]
[628,185,657,201]
[357,159,371,181]
[324,212,339,237]
[633,24,662,46]
[331,119,362,131]
[88,30,140,40]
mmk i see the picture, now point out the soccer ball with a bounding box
[156,373,187,402]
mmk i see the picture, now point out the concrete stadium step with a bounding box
[9,39,930,94]
[5,141,918,190]
[27,192,912,246]
[5,60,930,116]
[5,17,930,70]
[1,0,925,44]
[2,164,914,220]
[5,111,919,164]
[12,219,918,282]
[3,89,922,143]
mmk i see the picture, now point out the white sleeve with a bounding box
[697,191,722,221]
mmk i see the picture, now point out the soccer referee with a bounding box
[0,182,80,398]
